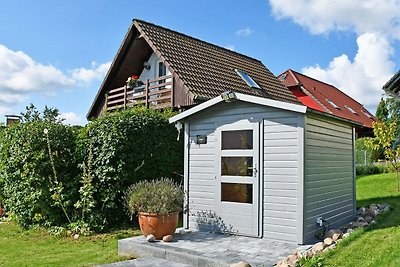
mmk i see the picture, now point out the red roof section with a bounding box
[277,69,377,128]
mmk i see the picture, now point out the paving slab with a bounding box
[118,229,311,267]
[97,257,190,267]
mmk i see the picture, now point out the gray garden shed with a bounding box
[169,91,356,244]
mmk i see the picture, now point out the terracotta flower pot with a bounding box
[138,212,179,240]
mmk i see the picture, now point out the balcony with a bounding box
[106,75,174,111]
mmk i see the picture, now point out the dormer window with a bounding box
[345,105,357,114]
[235,69,261,89]
[326,99,340,109]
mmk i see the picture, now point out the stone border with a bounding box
[275,203,391,267]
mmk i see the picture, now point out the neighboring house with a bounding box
[87,19,299,119]
[277,69,378,137]
[90,19,358,244]
[383,70,400,98]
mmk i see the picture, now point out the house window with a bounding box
[235,69,261,89]
[326,99,340,109]
[345,105,357,114]
[158,62,167,85]
[158,62,166,77]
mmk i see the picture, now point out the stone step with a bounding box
[117,229,310,267]
[96,257,191,267]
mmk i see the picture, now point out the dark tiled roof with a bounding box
[278,69,378,128]
[135,19,300,105]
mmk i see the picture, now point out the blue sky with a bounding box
[1,0,399,124]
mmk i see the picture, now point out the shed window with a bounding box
[221,183,252,203]
[326,99,340,109]
[222,130,253,150]
[235,69,261,89]
[221,157,253,176]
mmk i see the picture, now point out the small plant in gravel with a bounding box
[296,256,324,267]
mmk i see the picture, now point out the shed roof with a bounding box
[87,19,300,118]
[169,92,306,123]
[278,69,378,128]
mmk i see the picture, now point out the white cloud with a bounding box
[224,45,235,51]
[236,27,254,37]
[268,0,400,112]
[269,0,400,38]
[0,106,12,115]
[71,61,111,84]
[0,44,74,95]
[0,44,110,115]
[58,112,84,125]
[302,32,394,110]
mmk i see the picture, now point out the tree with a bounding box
[376,97,389,122]
[20,104,64,124]
[366,121,400,191]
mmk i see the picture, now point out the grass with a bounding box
[0,222,141,267]
[323,173,400,267]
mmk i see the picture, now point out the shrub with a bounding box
[356,164,387,175]
[355,137,380,165]
[0,106,183,231]
[0,121,80,228]
[124,178,184,218]
[77,107,183,230]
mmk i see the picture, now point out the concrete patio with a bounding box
[118,229,311,267]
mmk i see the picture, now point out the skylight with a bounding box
[361,109,373,119]
[345,105,357,114]
[235,69,261,89]
[326,99,340,109]
[279,73,287,81]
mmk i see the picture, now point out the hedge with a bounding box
[78,107,183,230]
[356,164,387,176]
[0,122,80,228]
[0,107,183,231]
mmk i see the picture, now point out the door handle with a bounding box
[253,164,257,177]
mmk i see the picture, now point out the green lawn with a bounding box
[323,173,400,266]
[0,222,140,267]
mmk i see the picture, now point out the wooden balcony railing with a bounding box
[106,75,174,111]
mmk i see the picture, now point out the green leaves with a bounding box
[0,121,79,228]
[124,178,184,217]
[0,106,183,231]
[367,121,400,191]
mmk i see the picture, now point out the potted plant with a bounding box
[124,178,184,240]
[126,75,144,89]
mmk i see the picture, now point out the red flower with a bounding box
[132,75,139,79]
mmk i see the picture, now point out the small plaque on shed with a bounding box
[196,135,207,144]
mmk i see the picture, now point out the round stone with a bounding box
[162,234,173,242]
[146,234,156,242]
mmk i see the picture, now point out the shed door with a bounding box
[216,121,259,237]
